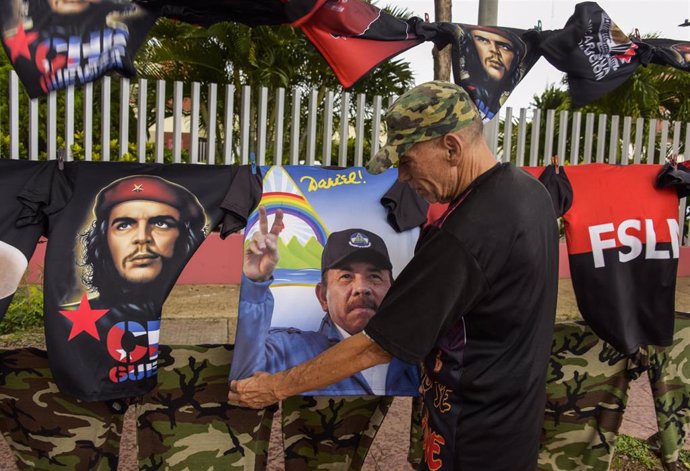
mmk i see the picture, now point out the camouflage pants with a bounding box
[0,348,125,471]
[0,344,419,471]
[136,344,273,471]
[540,312,690,471]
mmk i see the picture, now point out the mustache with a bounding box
[124,248,161,263]
[346,298,378,312]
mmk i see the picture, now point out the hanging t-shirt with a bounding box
[230,165,422,396]
[19,161,260,401]
[540,163,680,354]
[0,0,157,98]
[0,160,66,321]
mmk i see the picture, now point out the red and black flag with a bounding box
[536,2,651,107]
[0,0,158,98]
[541,164,680,354]
[431,23,541,121]
[297,0,425,89]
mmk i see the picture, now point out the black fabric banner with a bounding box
[536,1,652,107]
[0,0,158,98]
[646,38,690,72]
[136,0,324,27]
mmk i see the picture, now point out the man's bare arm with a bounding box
[228,332,392,408]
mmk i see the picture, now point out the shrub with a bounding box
[1,285,44,335]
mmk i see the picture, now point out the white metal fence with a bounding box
[0,71,688,243]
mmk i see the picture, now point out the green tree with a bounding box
[134,7,416,165]
[502,59,690,166]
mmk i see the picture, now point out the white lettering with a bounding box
[617,219,642,263]
[589,223,616,268]
[645,219,670,260]
[668,218,680,259]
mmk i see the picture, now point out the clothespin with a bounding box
[57,148,65,171]
[667,153,678,169]
[533,20,542,32]
[551,155,560,174]
[633,28,641,41]
[250,151,257,175]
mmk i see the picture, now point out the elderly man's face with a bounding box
[47,0,95,14]
[316,262,391,335]
[471,30,515,82]
[397,138,457,204]
[107,200,180,284]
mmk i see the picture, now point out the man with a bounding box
[79,174,206,306]
[230,207,419,396]
[229,81,559,471]
[458,25,525,119]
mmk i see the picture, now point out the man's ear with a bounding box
[442,133,464,165]
[315,283,328,312]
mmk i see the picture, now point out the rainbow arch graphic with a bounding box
[246,166,330,246]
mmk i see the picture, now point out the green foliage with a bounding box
[614,435,658,468]
[1,285,44,335]
[134,5,415,166]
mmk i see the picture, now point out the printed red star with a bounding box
[3,23,38,63]
[59,293,109,341]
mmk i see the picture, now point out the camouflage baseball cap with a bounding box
[366,81,479,174]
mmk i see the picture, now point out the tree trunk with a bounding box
[432,0,452,81]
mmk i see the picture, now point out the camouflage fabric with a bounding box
[540,313,690,471]
[367,81,480,174]
[648,312,690,470]
[280,395,393,471]
[407,395,424,468]
[0,347,125,471]
[540,321,629,471]
[136,344,273,471]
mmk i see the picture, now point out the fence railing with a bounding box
[0,71,688,243]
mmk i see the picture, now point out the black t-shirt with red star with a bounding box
[20,161,260,401]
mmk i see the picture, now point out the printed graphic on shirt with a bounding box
[230,165,421,396]
[0,0,157,98]
[30,162,252,401]
[540,164,680,354]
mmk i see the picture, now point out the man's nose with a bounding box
[352,275,373,295]
[133,223,152,244]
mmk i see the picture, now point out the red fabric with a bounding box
[563,164,678,255]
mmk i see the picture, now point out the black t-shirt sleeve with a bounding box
[538,164,573,217]
[380,180,429,232]
[656,161,690,198]
[219,165,263,238]
[364,227,488,364]
[16,161,72,228]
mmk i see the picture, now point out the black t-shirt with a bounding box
[0,160,62,320]
[365,163,559,471]
[540,163,679,355]
[19,161,260,401]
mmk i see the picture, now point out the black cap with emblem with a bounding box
[321,229,392,274]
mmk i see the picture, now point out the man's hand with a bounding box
[228,372,280,409]
[243,206,284,282]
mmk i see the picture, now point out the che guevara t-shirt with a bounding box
[19,161,260,401]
